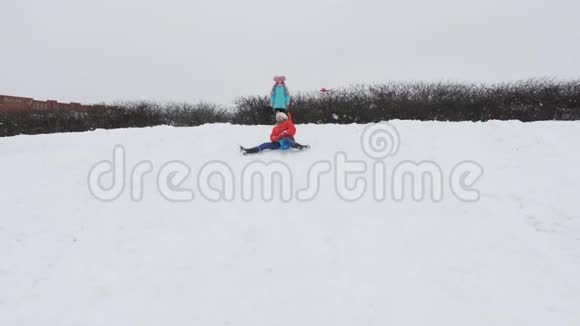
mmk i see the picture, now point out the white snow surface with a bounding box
[1,121,580,326]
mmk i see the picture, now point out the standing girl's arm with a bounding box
[284,85,291,108]
[270,85,276,107]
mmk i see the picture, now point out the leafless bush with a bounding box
[1,79,579,137]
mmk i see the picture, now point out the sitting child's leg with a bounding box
[258,142,281,152]
[241,142,281,155]
[242,140,309,155]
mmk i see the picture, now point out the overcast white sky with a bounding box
[1,0,579,105]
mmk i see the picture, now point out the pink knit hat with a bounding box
[273,75,287,83]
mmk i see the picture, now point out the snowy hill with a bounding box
[1,121,580,326]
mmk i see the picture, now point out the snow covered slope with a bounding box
[1,121,579,326]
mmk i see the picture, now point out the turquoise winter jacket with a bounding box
[271,85,291,109]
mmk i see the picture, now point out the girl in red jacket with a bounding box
[240,112,309,155]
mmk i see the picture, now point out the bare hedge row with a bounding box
[1,79,579,137]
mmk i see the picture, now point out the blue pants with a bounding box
[258,137,295,151]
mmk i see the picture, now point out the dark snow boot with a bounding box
[240,146,260,155]
[293,143,310,150]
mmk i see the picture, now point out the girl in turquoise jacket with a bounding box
[270,75,291,112]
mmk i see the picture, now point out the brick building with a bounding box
[0,95,89,113]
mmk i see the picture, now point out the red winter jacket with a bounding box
[270,114,296,142]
